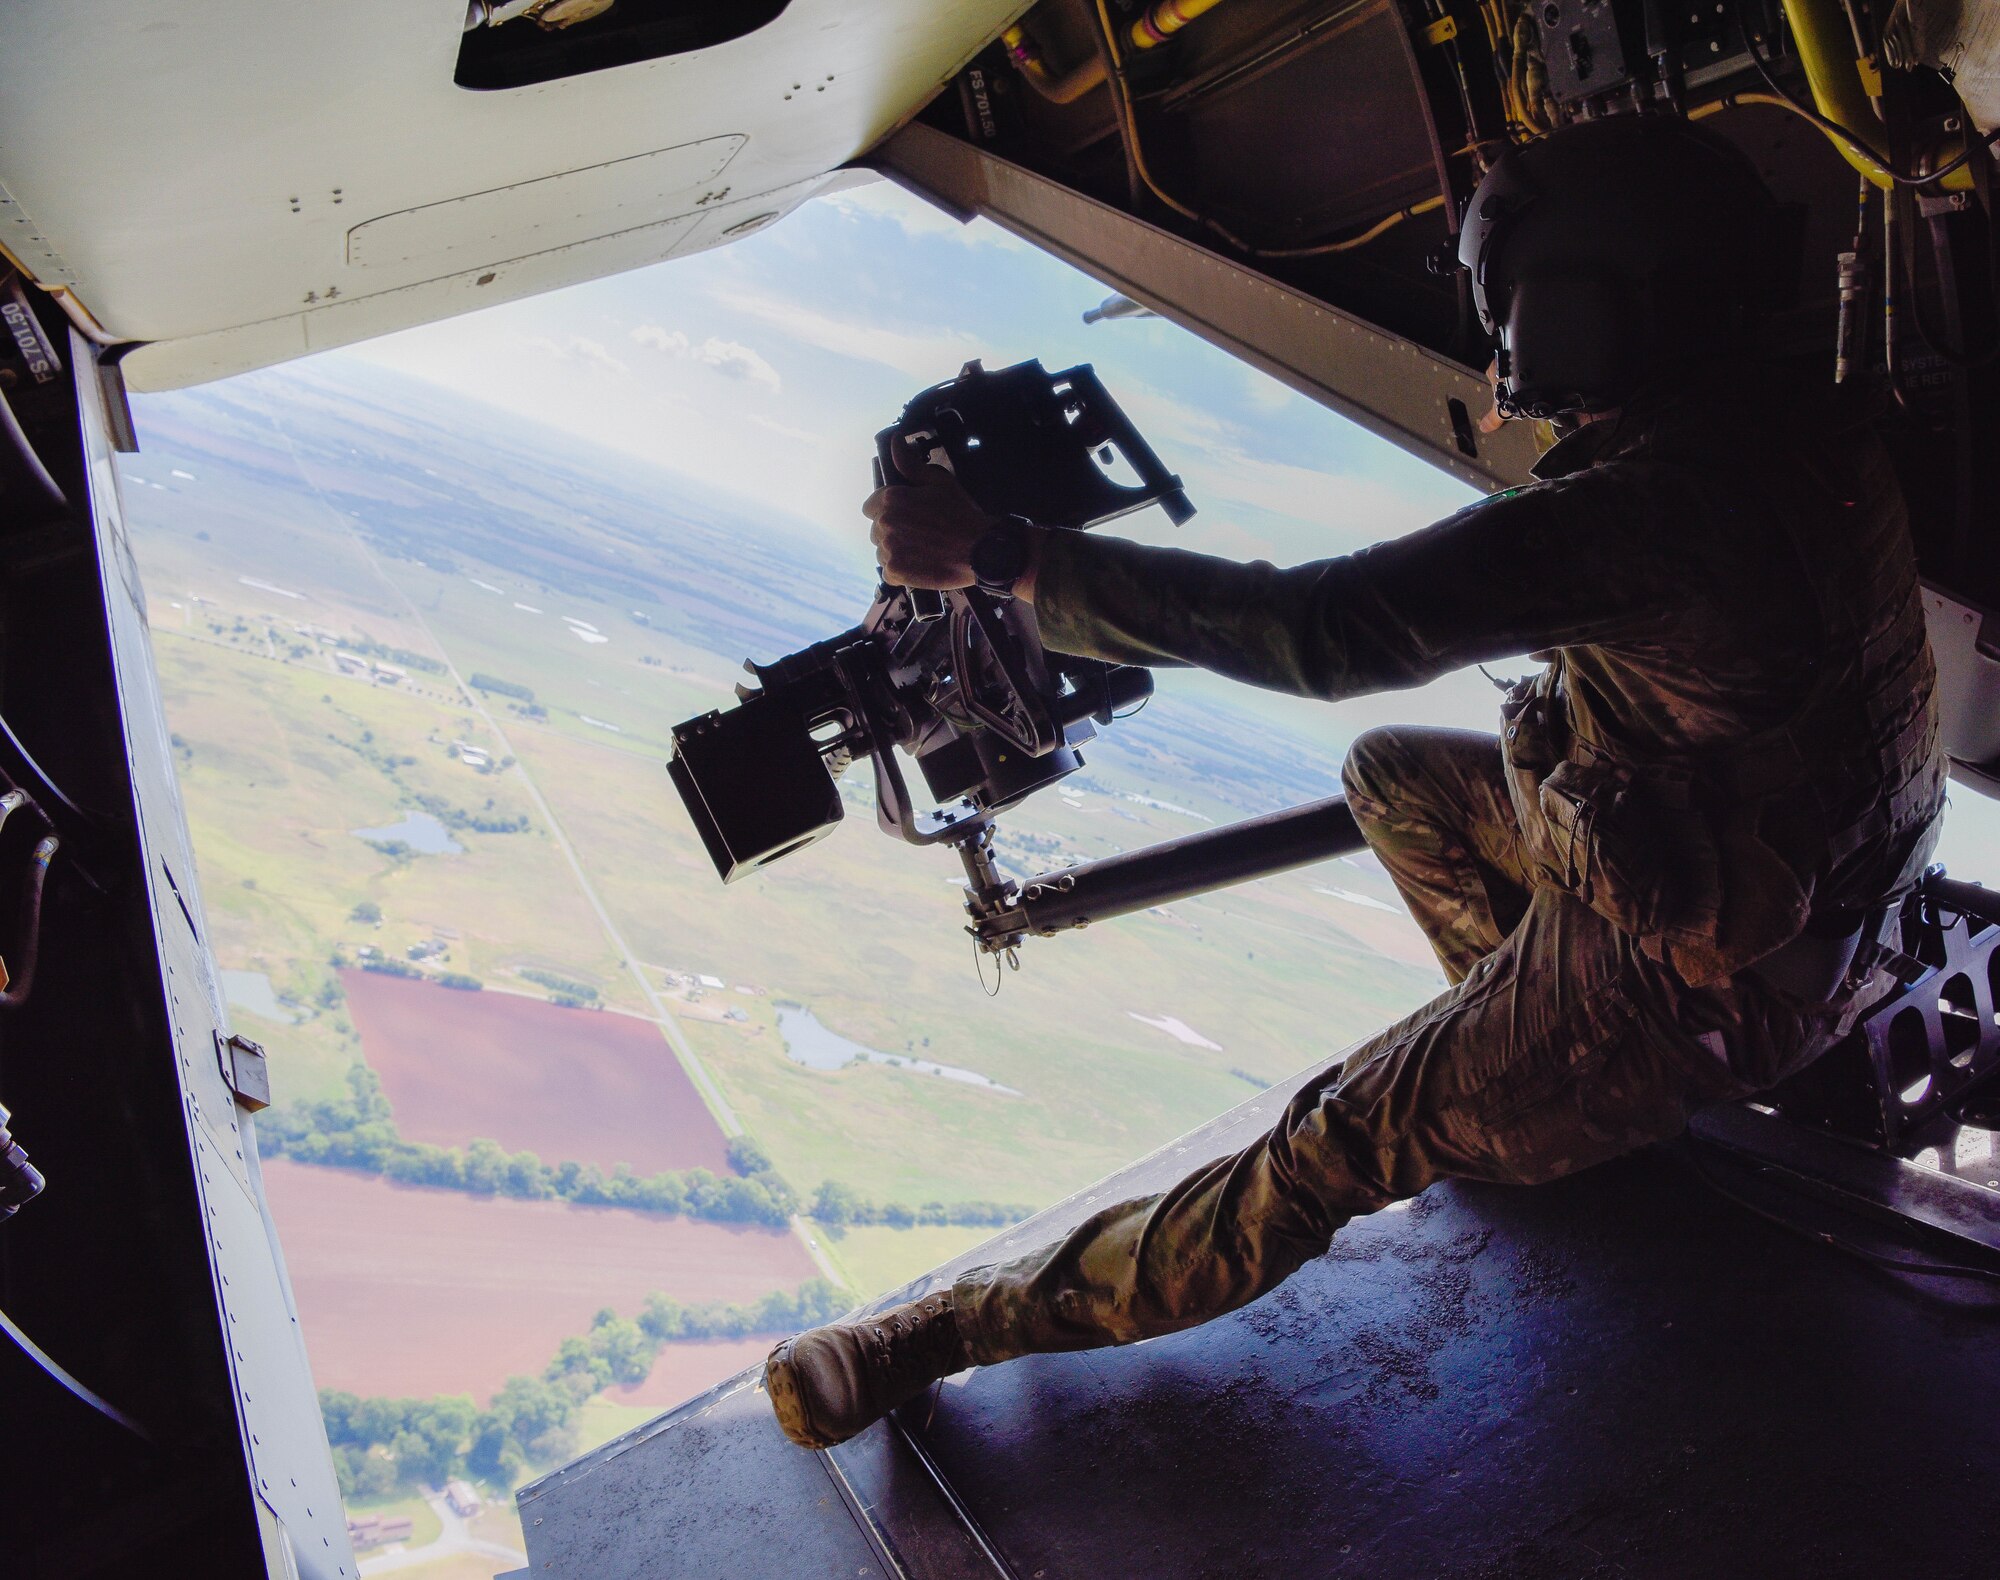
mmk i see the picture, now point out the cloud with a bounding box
[630,324,782,392]
[815,178,1025,251]
[1109,380,1471,557]
[708,287,983,383]
[744,410,824,447]
[526,334,629,376]
[1243,369,1295,413]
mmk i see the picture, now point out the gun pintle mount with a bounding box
[667,358,1365,962]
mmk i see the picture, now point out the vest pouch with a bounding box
[1535,758,1685,937]
[1500,671,1566,878]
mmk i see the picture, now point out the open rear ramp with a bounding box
[514,1073,2000,1579]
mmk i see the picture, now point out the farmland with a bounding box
[345,970,732,1176]
[263,1161,815,1402]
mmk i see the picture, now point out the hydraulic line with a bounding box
[1001,23,1107,104]
[1129,0,1226,51]
[1089,0,1447,258]
[1002,0,1234,104]
[0,1299,151,1439]
[0,835,56,1011]
[0,709,91,830]
[1739,1,1988,191]
[0,383,65,515]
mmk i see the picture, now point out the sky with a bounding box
[335,174,2000,874]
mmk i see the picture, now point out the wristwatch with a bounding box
[970,515,1035,598]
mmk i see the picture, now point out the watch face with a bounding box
[973,522,1028,587]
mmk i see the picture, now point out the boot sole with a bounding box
[764,1339,840,1450]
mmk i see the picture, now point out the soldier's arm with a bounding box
[1030,469,1693,700]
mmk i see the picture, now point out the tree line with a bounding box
[261,1066,799,1226]
[354,956,483,991]
[263,1066,1033,1234]
[321,1278,850,1496]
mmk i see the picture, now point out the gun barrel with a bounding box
[976,795,1365,948]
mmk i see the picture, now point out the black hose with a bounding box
[1738,12,2000,189]
[0,381,65,515]
[0,835,57,1010]
[0,1299,152,1440]
[0,710,92,830]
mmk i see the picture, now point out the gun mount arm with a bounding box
[969,795,1366,953]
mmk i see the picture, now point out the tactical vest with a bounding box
[1500,419,1944,990]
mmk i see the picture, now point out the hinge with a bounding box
[216,1032,271,1112]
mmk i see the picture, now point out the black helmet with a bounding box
[1457,116,1783,420]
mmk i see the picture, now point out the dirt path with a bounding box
[357,1493,527,1575]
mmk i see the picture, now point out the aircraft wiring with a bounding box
[0,708,93,832]
[1736,15,2000,189]
[0,1298,153,1440]
[1089,0,1448,259]
[0,385,64,514]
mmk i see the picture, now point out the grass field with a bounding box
[810,1223,1000,1301]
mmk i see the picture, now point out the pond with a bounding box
[221,968,301,1025]
[775,1006,1020,1096]
[350,809,464,855]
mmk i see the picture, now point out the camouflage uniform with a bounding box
[951,374,1944,1364]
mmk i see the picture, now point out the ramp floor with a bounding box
[518,1083,2000,1579]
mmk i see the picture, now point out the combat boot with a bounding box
[764,1291,969,1449]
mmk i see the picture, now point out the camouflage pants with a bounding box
[954,726,1839,1363]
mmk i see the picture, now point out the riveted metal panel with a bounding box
[872,122,1544,493]
[77,330,356,1580]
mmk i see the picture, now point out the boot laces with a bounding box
[869,1296,956,1376]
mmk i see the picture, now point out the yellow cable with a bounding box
[1689,86,1974,192]
[1091,0,1446,257]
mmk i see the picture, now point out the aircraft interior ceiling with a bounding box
[1,1,1998,1576]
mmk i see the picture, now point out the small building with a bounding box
[346,1513,415,1550]
[697,973,724,989]
[444,1479,481,1517]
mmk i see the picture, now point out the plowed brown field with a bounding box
[342,971,731,1176]
[265,1160,815,1402]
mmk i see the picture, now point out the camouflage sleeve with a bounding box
[1031,466,1695,699]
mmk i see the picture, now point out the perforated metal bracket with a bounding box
[215,1032,271,1113]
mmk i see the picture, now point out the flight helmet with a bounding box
[1457,115,1783,420]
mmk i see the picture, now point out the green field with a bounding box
[811,1223,1001,1301]
[125,359,1446,1254]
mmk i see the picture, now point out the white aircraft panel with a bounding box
[0,0,1025,383]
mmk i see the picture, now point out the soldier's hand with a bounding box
[864,441,997,591]
[1479,357,1507,434]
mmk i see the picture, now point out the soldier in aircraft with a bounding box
[763,116,1945,1450]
